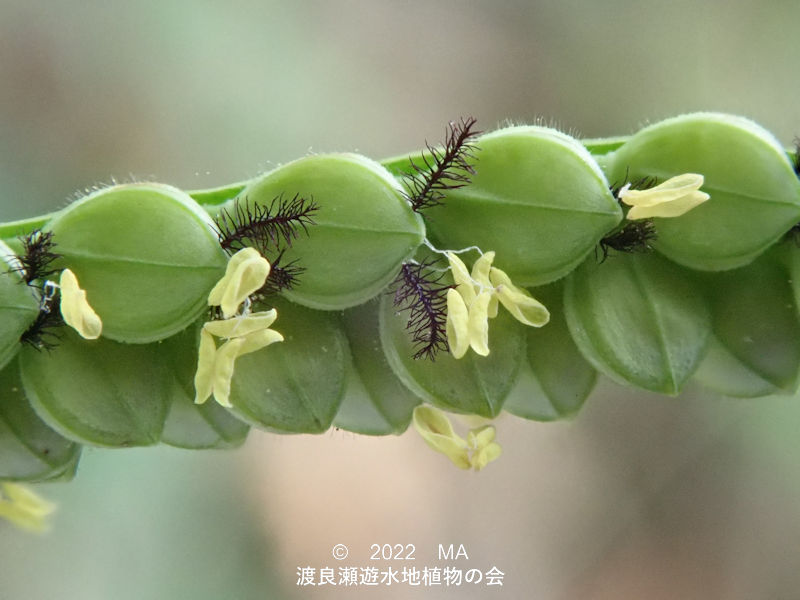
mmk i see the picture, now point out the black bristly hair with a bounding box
[20,286,64,351]
[11,229,61,285]
[391,260,454,361]
[596,220,657,263]
[609,169,660,205]
[402,117,481,213]
[214,193,318,256]
[253,250,305,298]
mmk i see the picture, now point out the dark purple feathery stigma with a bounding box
[402,117,481,212]
[391,260,454,360]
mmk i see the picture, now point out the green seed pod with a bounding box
[46,183,228,343]
[334,299,421,435]
[230,154,425,310]
[0,359,81,481]
[423,126,622,287]
[0,242,39,370]
[228,297,348,433]
[606,113,800,271]
[19,330,171,447]
[696,247,800,397]
[379,293,525,418]
[504,283,596,421]
[158,326,250,449]
[564,253,711,395]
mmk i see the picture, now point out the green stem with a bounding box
[187,180,251,209]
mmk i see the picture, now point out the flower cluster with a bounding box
[412,405,502,471]
[194,248,283,407]
[445,251,549,358]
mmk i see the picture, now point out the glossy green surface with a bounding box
[159,326,250,449]
[0,241,39,371]
[232,154,425,310]
[379,293,525,418]
[606,113,800,271]
[695,249,800,397]
[46,183,228,343]
[229,298,348,433]
[19,330,171,447]
[504,283,596,421]
[565,253,711,395]
[0,359,81,480]
[334,299,421,435]
[424,126,621,287]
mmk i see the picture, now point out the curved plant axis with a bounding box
[2,112,800,529]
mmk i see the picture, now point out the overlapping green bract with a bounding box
[2,113,800,483]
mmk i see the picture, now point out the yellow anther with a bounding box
[471,251,498,317]
[59,268,102,339]
[202,309,278,338]
[235,328,284,356]
[193,329,217,405]
[209,337,245,408]
[208,247,271,318]
[489,267,550,327]
[444,250,549,359]
[466,425,502,470]
[446,288,470,359]
[412,406,503,471]
[412,405,470,469]
[467,291,492,356]
[446,251,477,306]
[618,173,710,220]
[0,482,56,533]
[195,303,284,407]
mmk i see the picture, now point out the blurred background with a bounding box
[1,0,800,598]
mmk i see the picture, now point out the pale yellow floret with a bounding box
[618,173,710,220]
[194,322,284,408]
[235,328,284,356]
[446,251,477,306]
[466,425,502,471]
[58,268,102,340]
[209,337,245,408]
[208,247,271,318]
[202,309,278,338]
[470,251,498,317]
[467,291,492,356]
[444,251,549,359]
[197,250,283,408]
[489,267,550,327]
[412,405,471,469]
[412,406,503,471]
[445,289,470,359]
[193,329,217,405]
[0,482,56,533]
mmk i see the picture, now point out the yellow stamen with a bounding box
[412,405,470,469]
[59,268,102,339]
[618,173,710,220]
[208,247,271,318]
[0,482,56,533]
[446,288,470,359]
[489,267,550,327]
